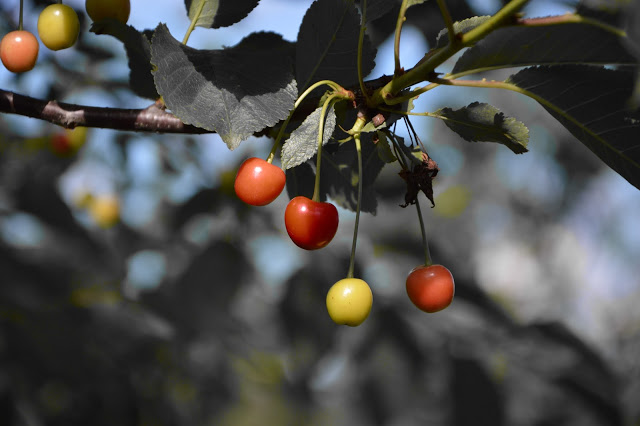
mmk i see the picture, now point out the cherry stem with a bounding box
[347,117,367,279]
[312,93,340,202]
[415,199,433,266]
[271,80,347,169]
[182,1,206,45]
[394,0,410,76]
[266,138,279,164]
[357,0,369,103]
[436,0,456,46]
[389,131,408,171]
[18,0,24,30]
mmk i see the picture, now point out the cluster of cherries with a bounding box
[1,0,130,73]
[2,0,454,326]
[234,156,455,326]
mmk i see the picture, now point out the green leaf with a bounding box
[320,135,385,213]
[285,163,322,201]
[622,2,640,106]
[151,25,297,149]
[281,104,337,169]
[358,0,399,22]
[375,131,397,163]
[297,0,376,91]
[184,0,260,29]
[407,0,429,7]
[452,16,638,75]
[506,65,640,190]
[435,16,491,48]
[435,102,529,154]
[360,120,386,133]
[90,20,158,99]
[625,1,640,51]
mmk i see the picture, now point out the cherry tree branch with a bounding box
[0,89,210,134]
[0,74,395,136]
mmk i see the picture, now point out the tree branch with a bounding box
[0,73,397,136]
[0,89,210,134]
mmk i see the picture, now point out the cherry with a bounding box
[0,30,39,73]
[234,157,286,206]
[50,127,88,156]
[326,278,373,326]
[284,196,338,250]
[88,195,120,228]
[406,264,455,313]
[86,0,131,24]
[38,4,80,51]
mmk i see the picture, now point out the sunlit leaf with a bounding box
[407,0,429,7]
[281,104,336,170]
[183,0,260,29]
[151,25,297,149]
[435,16,491,48]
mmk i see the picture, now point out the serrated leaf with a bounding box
[184,0,260,29]
[320,135,385,213]
[90,20,158,99]
[151,25,297,149]
[281,104,336,169]
[506,65,640,190]
[452,16,638,75]
[297,0,376,91]
[435,16,491,48]
[360,120,386,133]
[436,102,529,154]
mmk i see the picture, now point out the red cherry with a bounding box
[406,264,455,313]
[1,30,39,73]
[284,196,339,250]
[50,133,72,155]
[234,157,286,206]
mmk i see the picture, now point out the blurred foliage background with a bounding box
[1,0,640,425]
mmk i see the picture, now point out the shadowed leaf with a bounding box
[320,135,385,213]
[506,65,640,189]
[452,16,638,75]
[297,0,376,90]
[436,102,529,154]
[90,20,158,99]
